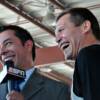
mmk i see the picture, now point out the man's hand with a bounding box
[6,91,24,100]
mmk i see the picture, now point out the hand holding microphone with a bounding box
[6,91,24,100]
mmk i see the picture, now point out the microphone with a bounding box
[0,60,26,92]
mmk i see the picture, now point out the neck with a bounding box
[79,33,99,51]
[20,59,34,70]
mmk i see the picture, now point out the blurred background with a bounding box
[0,0,100,85]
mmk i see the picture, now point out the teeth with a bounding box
[62,44,69,50]
[5,58,12,61]
[60,42,69,50]
[4,56,14,62]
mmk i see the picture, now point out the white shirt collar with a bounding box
[25,67,35,82]
[19,67,35,90]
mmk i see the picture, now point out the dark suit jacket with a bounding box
[0,69,70,100]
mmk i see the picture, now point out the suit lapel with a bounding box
[0,83,8,100]
[22,69,44,100]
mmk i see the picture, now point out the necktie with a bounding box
[14,80,20,92]
[8,79,24,92]
[14,79,24,92]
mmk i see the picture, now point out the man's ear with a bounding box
[81,20,91,34]
[25,40,33,51]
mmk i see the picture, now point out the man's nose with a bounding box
[56,37,61,44]
[55,33,63,44]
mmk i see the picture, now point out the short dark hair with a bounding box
[56,8,100,40]
[0,25,36,61]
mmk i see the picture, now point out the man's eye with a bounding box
[58,28,64,32]
[5,42,13,47]
[55,27,64,34]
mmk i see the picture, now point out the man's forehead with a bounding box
[0,30,15,43]
[0,30,15,37]
[56,14,70,25]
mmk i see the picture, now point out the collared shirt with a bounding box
[19,67,35,90]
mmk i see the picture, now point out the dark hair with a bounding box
[56,8,100,40]
[0,25,36,61]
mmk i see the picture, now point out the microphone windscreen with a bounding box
[4,60,14,68]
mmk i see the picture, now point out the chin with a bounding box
[64,54,74,60]
[64,51,71,60]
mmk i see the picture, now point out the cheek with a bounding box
[56,32,66,42]
[63,29,74,38]
[15,49,26,65]
[69,37,76,52]
[14,46,24,57]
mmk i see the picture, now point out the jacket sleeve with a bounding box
[71,83,83,100]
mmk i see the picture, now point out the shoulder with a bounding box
[75,44,100,74]
[34,69,70,91]
[78,44,100,56]
[30,69,70,99]
[77,45,100,60]
[37,69,68,86]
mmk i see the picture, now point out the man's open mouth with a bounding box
[60,42,70,50]
[3,55,15,62]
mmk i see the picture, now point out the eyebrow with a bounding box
[2,38,12,44]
